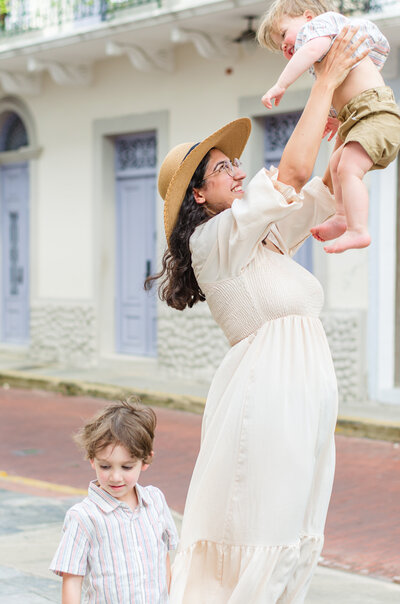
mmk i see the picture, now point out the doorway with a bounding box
[115,132,157,356]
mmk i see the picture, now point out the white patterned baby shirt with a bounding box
[295,11,390,74]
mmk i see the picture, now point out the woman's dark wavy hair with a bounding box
[144,151,212,310]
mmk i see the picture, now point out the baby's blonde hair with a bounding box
[257,0,335,51]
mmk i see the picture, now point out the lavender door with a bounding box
[115,133,157,356]
[265,111,313,271]
[1,162,30,343]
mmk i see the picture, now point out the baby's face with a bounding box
[272,14,309,60]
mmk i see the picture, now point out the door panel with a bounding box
[265,111,313,272]
[1,163,30,343]
[116,174,156,356]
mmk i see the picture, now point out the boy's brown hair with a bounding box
[257,0,335,51]
[74,397,156,464]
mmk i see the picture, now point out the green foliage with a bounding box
[0,0,9,15]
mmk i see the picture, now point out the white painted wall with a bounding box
[12,37,396,398]
[21,43,318,300]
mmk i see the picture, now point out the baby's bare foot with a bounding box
[310,215,347,242]
[324,230,371,254]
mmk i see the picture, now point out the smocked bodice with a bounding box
[202,244,323,346]
[189,167,335,346]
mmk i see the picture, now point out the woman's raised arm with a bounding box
[278,27,369,191]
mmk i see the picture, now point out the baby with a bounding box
[257,0,400,253]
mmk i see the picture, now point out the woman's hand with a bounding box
[314,26,369,90]
[277,27,368,190]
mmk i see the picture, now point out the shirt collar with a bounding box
[88,480,150,514]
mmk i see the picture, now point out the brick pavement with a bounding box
[0,387,399,584]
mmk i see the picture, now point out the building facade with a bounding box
[0,0,398,407]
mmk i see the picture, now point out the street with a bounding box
[0,387,399,602]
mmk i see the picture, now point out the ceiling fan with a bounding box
[233,15,258,44]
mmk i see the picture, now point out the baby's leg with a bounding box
[324,141,373,253]
[310,140,347,242]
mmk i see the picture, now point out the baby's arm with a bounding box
[62,573,84,604]
[262,36,332,109]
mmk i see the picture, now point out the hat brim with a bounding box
[164,118,252,244]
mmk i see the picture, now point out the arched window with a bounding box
[0,111,29,152]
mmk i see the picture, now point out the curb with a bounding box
[1,369,399,442]
[335,416,400,443]
[0,370,206,414]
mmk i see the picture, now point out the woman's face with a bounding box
[193,148,247,214]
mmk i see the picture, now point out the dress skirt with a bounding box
[170,315,338,603]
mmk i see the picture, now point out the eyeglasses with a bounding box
[201,158,242,184]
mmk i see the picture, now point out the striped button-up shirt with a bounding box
[295,11,390,73]
[50,481,178,603]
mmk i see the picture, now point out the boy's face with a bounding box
[272,14,310,60]
[90,443,149,507]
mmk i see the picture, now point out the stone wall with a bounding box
[29,303,97,367]
[158,305,228,383]
[158,305,367,403]
[321,310,367,403]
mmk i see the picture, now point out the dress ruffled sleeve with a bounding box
[270,167,336,256]
[190,168,303,283]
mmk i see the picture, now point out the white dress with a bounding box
[170,168,338,604]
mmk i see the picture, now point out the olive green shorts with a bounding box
[338,86,400,170]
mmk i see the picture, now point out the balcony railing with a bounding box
[0,0,161,38]
[337,0,399,14]
[0,0,397,40]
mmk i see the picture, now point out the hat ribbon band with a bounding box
[182,142,200,163]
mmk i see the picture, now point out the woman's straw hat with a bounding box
[159,118,252,244]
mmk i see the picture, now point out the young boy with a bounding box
[257,0,400,253]
[50,398,178,603]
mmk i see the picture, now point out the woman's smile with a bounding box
[194,148,247,213]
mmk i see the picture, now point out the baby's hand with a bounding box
[262,84,286,109]
[323,117,339,141]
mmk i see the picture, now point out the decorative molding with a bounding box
[170,26,236,60]
[105,40,174,72]
[115,133,157,172]
[0,71,41,96]
[27,57,92,87]
[0,146,42,164]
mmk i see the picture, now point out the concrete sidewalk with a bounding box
[0,489,399,604]
[0,349,399,441]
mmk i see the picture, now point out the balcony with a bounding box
[0,0,397,95]
[0,1,163,38]
[0,0,398,41]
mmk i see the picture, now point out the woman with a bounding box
[147,28,367,604]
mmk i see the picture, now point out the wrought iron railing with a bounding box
[336,0,399,14]
[0,0,397,39]
[0,0,161,37]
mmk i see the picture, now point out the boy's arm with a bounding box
[62,573,84,604]
[166,553,172,593]
[262,36,332,109]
